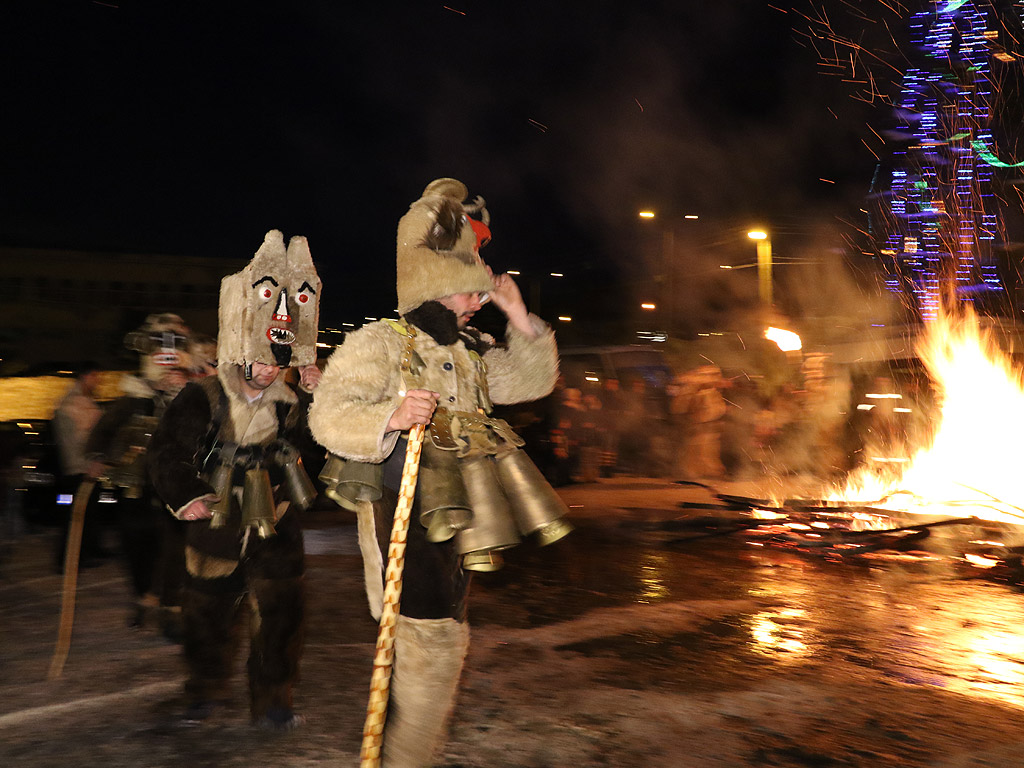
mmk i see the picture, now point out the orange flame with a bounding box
[830,306,1024,524]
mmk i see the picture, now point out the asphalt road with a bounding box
[3,478,1024,767]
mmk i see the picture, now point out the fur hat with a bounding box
[396,178,493,316]
[218,230,321,368]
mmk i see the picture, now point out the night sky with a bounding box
[2,1,879,334]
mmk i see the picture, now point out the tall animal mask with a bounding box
[218,230,321,368]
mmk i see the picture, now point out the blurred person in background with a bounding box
[86,313,193,636]
[550,386,586,485]
[679,365,727,482]
[188,333,218,379]
[619,378,654,475]
[51,361,107,569]
[577,392,603,482]
[598,377,624,476]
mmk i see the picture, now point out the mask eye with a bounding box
[296,286,314,306]
[259,286,274,301]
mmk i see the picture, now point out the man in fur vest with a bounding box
[148,231,322,729]
[309,178,570,766]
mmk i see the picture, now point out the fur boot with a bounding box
[383,615,470,768]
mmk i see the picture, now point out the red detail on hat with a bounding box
[469,218,491,252]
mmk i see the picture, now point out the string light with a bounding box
[871,1,1014,320]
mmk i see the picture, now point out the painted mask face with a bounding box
[124,313,193,386]
[218,231,321,368]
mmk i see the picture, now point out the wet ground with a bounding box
[4,478,1024,767]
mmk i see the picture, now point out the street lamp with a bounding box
[747,229,772,306]
[638,210,698,335]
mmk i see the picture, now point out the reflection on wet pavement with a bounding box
[473,520,1024,711]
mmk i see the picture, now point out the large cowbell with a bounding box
[455,450,573,572]
[218,230,322,369]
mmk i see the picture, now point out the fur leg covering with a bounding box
[356,500,385,621]
[383,615,470,768]
[247,576,305,719]
[182,586,242,704]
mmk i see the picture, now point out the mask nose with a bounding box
[273,290,291,323]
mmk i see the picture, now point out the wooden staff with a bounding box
[359,423,425,767]
[48,478,96,680]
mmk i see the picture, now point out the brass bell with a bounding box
[418,442,472,543]
[241,468,277,539]
[495,449,573,546]
[319,453,382,512]
[461,550,504,572]
[318,453,345,487]
[456,455,520,570]
[206,461,234,529]
[278,444,318,511]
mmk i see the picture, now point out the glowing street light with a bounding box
[765,326,801,352]
[640,303,656,310]
[747,229,773,306]
[637,210,699,335]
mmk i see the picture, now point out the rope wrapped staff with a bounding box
[48,478,96,680]
[360,423,425,767]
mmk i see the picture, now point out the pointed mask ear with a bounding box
[286,235,315,272]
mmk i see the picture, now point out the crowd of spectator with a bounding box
[512,355,898,489]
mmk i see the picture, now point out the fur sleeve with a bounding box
[308,323,404,463]
[147,383,216,512]
[484,314,559,404]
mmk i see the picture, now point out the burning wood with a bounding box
[687,307,1024,576]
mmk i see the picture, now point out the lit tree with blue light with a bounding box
[869,0,1024,320]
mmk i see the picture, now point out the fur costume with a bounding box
[309,179,562,766]
[147,231,321,726]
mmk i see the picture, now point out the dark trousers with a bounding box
[374,485,470,622]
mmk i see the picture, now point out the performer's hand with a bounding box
[85,460,108,480]
[181,499,213,522]
[387,389,439,432]
[299,364,322,392]
[487,270,527,316]
[488,269,537,339]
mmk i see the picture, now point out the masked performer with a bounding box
[86,313,192,635]
[309,178,571,766]
[149,231,322,729]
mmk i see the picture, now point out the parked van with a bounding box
[559,345,673,390]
